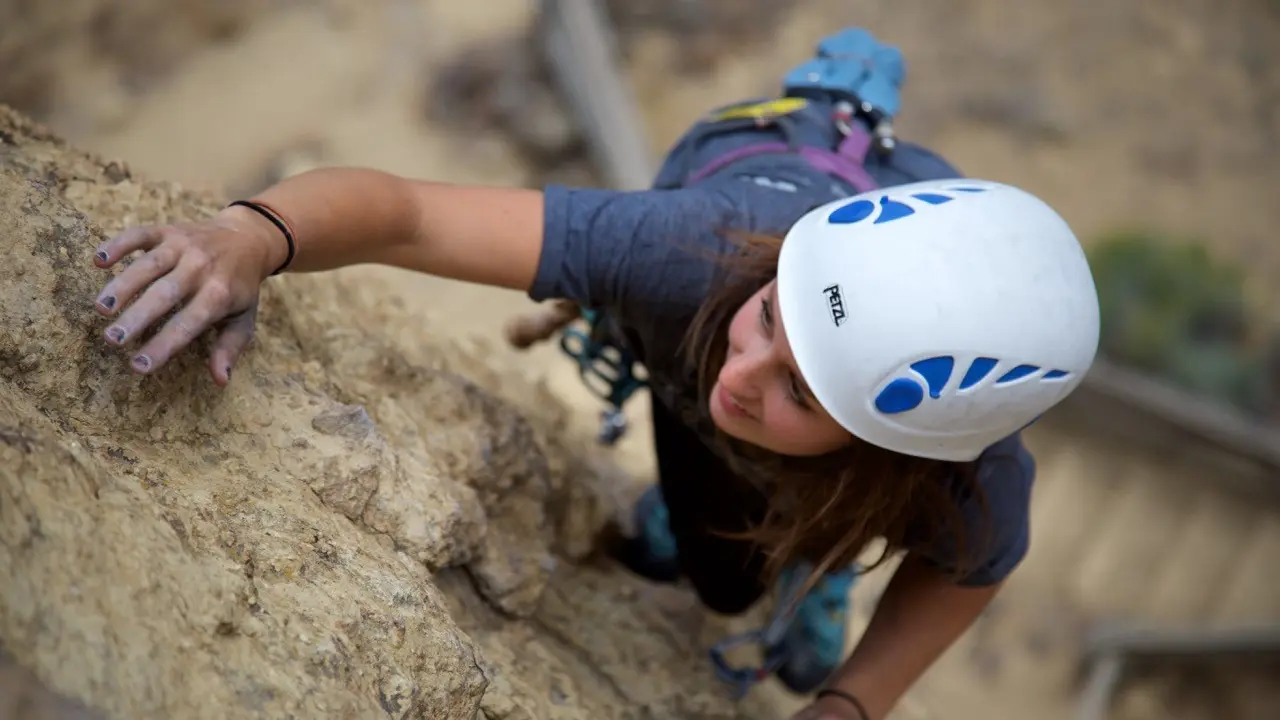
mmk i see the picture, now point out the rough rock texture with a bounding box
[0,105,789,719]
[1,107,490,718]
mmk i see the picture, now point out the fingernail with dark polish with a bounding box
[99,295,116,310]
[225,365,232,379]
[132,355,152,372]
[106,326,126,343]
[95,249,109,262]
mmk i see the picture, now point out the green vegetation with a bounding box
[1088,230,1280,420]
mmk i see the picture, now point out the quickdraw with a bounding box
[557,308,648,445]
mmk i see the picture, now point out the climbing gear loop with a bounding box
[558,308,648,444]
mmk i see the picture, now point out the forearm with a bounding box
[232,167,421,274]
[830,554,1002,719]
[235,167,545,291]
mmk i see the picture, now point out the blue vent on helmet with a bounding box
[912,193,953,205]
[875,196,916,224]
[997,364,1040,384]
[874,378,925,414]
[959,357,998,390]
[828,199,876,224]
[874,355,1068,415]
[827,185,989,226]
[910,356,953,398]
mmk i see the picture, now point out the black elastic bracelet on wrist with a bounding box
[227,199,296,276]
[816,688,870,720]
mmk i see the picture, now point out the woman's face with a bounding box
[710,280,853,456]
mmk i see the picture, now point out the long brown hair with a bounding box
[678,230,991,594]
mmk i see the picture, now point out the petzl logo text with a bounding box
[823,284,846,327]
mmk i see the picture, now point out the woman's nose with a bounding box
[721,348,768,399]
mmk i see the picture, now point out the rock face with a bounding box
[0,105,789,719]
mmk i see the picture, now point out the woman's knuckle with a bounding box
[156,276,183,304]
[143,247,171,269]
[204,280,233,307]
[187,248,213,273]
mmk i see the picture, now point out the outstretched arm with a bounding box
[244,168,547,289]
[92,167,548,381]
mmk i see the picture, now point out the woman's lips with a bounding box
[716,383,751,420]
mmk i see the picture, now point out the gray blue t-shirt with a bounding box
[528,99,1034,586]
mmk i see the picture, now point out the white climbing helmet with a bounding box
[775,178,1100,462]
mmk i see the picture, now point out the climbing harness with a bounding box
[557,308,648,445]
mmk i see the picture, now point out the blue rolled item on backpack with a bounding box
[782,27,906,122]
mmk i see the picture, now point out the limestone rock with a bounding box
[0,108,489,718]
[0,104,792,720]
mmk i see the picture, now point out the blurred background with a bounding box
[3,0,1279,718]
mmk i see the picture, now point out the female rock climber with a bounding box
[86,28,1099,720]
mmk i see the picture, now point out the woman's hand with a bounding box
[91,205,288,386]
[87,167,550,385]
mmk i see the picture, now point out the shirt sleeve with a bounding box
[531,183,745,312]
[914,433,1037,587]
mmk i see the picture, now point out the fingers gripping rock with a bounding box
[1,121,491,719]
[0,166,229,433]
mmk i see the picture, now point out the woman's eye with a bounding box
[788,376,808,408]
